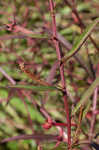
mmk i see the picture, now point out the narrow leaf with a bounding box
[62,18,99,62]
[72,76,99,115]
[0,84,58,91]
[28,33,49,39]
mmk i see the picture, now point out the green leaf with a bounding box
[72,76,99,115]
[0,84,58,91]
[28,33,49,39]
[62,18,99,62]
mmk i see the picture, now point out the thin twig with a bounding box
[0,67,16,85]
[48,0,71,149]
[89,87,98,140]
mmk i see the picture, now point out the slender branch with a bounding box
[89,62,99,140]
[89,87,98,140]
[48,0,71,149]
[0,67,16,85]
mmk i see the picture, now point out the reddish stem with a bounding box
[48,0,71,149]
[53,122,77,127]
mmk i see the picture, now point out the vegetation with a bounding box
[0,0,99,150]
